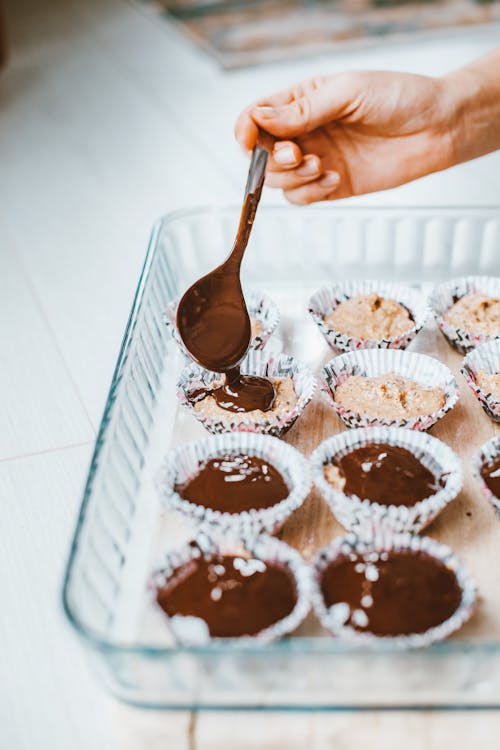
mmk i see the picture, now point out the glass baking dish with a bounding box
[62,205,500,709]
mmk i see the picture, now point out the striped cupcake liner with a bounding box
[164,288,280,361]
[150,533,312,646]
[429,275,500,354]
[308,280,428,355]
[177,350,316,437]
[319,348,459,431]
[311,531,476,649]
[472,434,500,518]
[156,432,311,537]
[310,426,462,534]
[461,340,500,422]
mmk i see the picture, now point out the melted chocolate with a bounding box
[176,453,289,513]
[481,456,500,499]
[157,554,297,637]
[321,550,462,636]
[333,443,442,506]
[177,186,275,413]
[192,370,276,413]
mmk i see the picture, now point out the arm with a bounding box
[234,48,500,204]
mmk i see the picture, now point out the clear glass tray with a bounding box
[62,205,500,709]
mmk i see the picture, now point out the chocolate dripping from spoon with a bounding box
[177,136,276,412]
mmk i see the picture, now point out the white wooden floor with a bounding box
[1,0,500,747]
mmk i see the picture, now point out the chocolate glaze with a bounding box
[157,553,297,637]
[333,443,442,506]
[481,456,500,499]
[321,550,462,636]
[191,370,276,413]
[176,453,289,513]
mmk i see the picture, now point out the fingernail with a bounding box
[319,171,340,188]
[297,156,320,176]
[253,105,276,118]
[274,145,296,165]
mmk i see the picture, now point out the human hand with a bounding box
[235,70,461,203]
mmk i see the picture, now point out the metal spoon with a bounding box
[177,142,269,373]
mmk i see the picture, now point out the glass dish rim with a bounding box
[61,203,500,660]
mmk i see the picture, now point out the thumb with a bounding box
[251,78,356,138]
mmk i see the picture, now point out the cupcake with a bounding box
[156,433,311,536]
[310,427,462,533]
[461,340,500,422]
[308,280,428,354]
[164,288,280,359]
[319,349,458,431]
[151,534,311,644]
[177,350,316,436]
[312,532,476,647]
[473,435,500,517]
[429,276,500,354]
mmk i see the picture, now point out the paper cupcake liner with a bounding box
[177,350,316,437]
[472,434,500,518]
[319,348,459,431]
[461,340,500,422]
[308,280,428,355]
[429,275,500,354]
[164,288,280,361]
[311,531,476,649]
[156,432,311,537]
[150,533,312,646]
[310,426,462,534]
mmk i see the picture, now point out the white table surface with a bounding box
[1,0,500,747]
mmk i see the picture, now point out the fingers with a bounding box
[234,109,259,151]
[266,154,323,190]
[268,141,302,170]
[283,171,342,204]
[250,76,356,139]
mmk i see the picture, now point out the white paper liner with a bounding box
[310,426,462,534]
[319,348,459,431]
[311,531,476,649]
[473,435,500,518]
[150,533,312,645]
[308,280,428,355]
[164,288,280,361]
[156,432,311,536]
[461,339,500,423]
[429,275,500,354]
[177,350,316,437]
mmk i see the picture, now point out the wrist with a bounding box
[442,50,500,167]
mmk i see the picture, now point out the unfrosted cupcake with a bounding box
[429,276,500,353]
[164,288,280,359]
[152,534,312,644]
[177,350,315,437]
[310,427,462,533]
[156,433,311,536]
[461,340,500,422]
[309,280,428,354]
[312,532,476,647]
[319,349,458,431]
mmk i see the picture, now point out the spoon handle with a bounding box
[229,145,269,267]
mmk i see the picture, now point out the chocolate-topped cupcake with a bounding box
[309,280,428,354]
[429,276,500,353]
[164,288,280,359]
[461,340,500,422]
[311,427,462,533]
[312,533,476,646]
[473,435,500,517]
[177,350,315,437]
[156,433,311,536]
[152,535,311,644]
[319,349,459,431]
